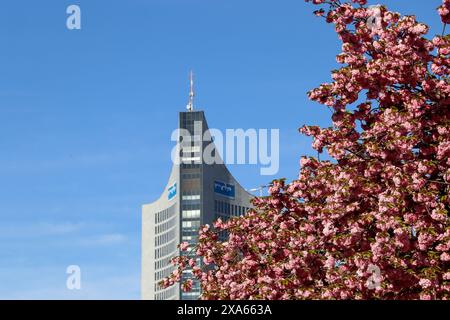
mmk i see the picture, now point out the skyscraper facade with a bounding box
[141,108,253,300]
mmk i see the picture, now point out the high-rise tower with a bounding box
[141,75,253,300]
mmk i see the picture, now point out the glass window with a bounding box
[182,195,201,200]
[182,220,200,229]
[182,210,201,219]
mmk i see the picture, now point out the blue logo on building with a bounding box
[168,183,177,201]
[214,181,235,199]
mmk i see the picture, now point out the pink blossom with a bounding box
[161,0,450,300]
[419,278,432,289]
[179,242,189,251]
[440,252,450,262]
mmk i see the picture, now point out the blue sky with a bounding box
[0,0,445,299]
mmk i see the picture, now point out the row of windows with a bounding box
[181,112,202,121]
[156,214,177,235]
[155,226,177,248]
[155,254,174,271]
[215,200,250,217]
[182,209,201,219]
[181,172,201,180]
[155,239,177,259]
[182,149,201,157]
[182,220,201,229]
[181,156,201,163]
[155,284,178,300]
[180,116,202,128]
[181,292,201,300]
[182,145,201,153]
[181,229,198,237]
[179,134,202,142]
[155,204,176,224]
[182,202,201,210]
[155,264,176,282]
[181,163,200,169]
[182,194,201,200]
[182,234,198,241]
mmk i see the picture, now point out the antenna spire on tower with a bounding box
[187,70,195,111]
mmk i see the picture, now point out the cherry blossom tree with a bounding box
[163,0,450,300]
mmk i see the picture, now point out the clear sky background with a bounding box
[0,0,445,299]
